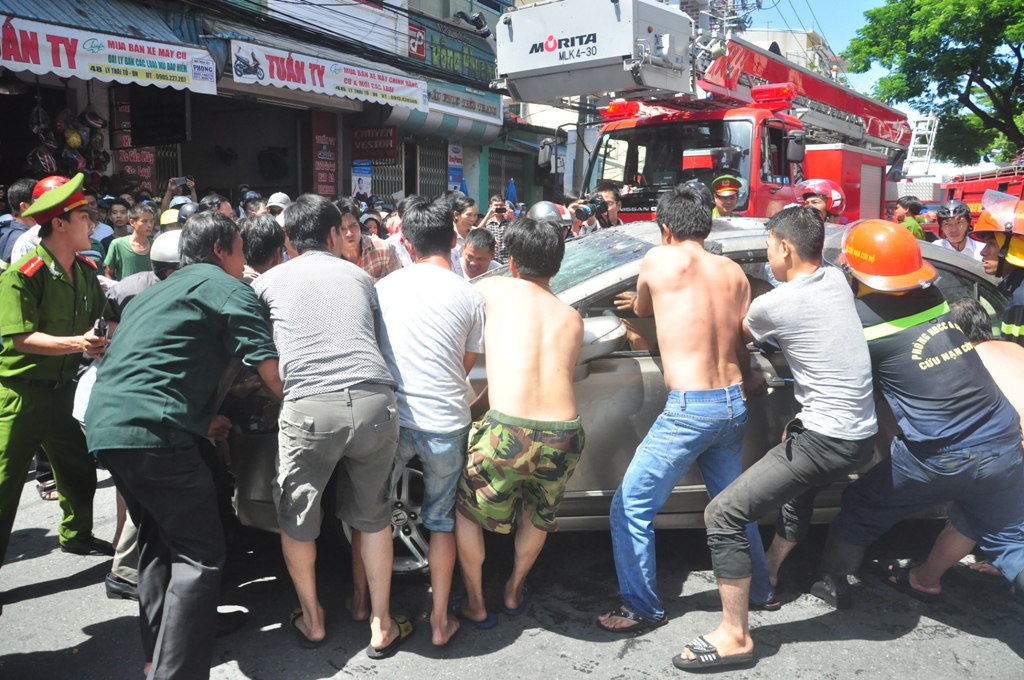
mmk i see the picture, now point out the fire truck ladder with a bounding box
[905,114,938,177]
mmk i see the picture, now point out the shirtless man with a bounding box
[453,217,584,627]
[596,184,776,637]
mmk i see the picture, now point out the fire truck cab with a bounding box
[494,0,909,222]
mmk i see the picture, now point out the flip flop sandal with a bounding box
[596,606,668,634]
[451,598,498,629]
[878,562,940,603]
[37,480,58,501]
[365,614,414,660]
[672,636,755,672]
[503,582,531,616]
[289,608,326,649]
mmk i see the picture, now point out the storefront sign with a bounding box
[230,40,427,112]
[116,147,156,193]
[1,16,217,94]
[311,110,338,199]
[448,144,463,192]
[406,13,494,84]
[352,160,372,200]
[427,80,502,126]
[352,126,397,161]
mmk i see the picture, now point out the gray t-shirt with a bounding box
[376,263,485,433]
[253,250,396,400]
[745,266,877,440]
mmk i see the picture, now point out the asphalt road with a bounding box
[2,468,1023,680]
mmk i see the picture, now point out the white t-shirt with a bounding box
[92,222,114,243]
[376,263,485,432]
[386,231,414,267]
[935,237,985,262]
[461,259,500,280]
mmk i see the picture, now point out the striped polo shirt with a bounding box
[253,249,396,400]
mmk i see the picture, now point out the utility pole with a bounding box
[573,97,589,190]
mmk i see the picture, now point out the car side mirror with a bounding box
[785,130,806,164]
[574,316,627,381]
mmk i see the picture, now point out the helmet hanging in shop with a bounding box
[64,127,83,149]
[796,178,846,216]
[839,219,937,292]
[29,147,59,175]
[970,189,1024,271]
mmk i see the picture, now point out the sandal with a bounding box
[451,598,497,629]
[289,608,326,649]
[596,606,668,634]
[365,614,414,659]
[37,480,58,501]
[878,561,939,603]
[503,582,531,616]
[672,636,755,672]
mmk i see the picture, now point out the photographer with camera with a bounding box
[160,175,197,214]
[481,195,512,264]
[595,182,625,226]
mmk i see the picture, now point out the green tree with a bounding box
[844,0,1024,165]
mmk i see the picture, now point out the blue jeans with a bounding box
[609,386,774,620]
[392,425,470,533]
[827,435,1024,581]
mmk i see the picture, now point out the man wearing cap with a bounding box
[711,175,742,218]
[811,220,1024,610]
[0,173,116,573]
[267,192,291,218]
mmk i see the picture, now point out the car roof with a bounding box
[554,219,999,304]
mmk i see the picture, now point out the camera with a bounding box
[495,206,506,215]
[574,193,609,221]
[173,176,188,187]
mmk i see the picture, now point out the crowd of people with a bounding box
[0,167,1022,678]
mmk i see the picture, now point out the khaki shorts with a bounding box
[456,410,584,534]
[274,384,398,541]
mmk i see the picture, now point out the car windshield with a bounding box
[584,120,754,210]
[550,230,654,294]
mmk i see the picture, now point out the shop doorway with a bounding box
[488,150,526,203]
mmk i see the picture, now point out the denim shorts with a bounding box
[392,425,471,532]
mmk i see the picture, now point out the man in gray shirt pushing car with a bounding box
[675,206,878,672]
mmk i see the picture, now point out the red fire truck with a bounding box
[942,157,1024,220]
[494,0,909,222]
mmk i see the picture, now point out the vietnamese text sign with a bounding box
[427,80,502,126]
[406,13,494,84]
[230,40,427,112]
[1,15,216,94]
[352,126,398,161]
[311,110,338,199]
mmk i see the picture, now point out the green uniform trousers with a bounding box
[0,378,96,564]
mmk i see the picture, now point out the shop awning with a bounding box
[202,18,428,112]
[383,79,503,145]
[0,0,217,94]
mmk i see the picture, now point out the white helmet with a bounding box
[150,230,182,270]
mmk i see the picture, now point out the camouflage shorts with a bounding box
[456,410,584,534]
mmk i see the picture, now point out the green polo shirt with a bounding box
[0,244,111,382]
[85,263,278,451]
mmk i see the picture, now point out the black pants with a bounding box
[98,445,225,680]
[704,422,874,580]
[34,449,53,485]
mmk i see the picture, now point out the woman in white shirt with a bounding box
[935,199,985,262]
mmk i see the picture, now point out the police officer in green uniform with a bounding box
[0,173,115,573]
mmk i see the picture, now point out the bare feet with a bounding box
[293,603,326,643]
[369,614,401,651]
[678,626,753,662]
[345,594,370,622]
[503,580,526,612]
[430,608,460,646]
[905,567,942,595]
[968,560,1002,577]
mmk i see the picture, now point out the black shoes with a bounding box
[105,572,139,601]
[810,573,852,610]
[61,536,115,557]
